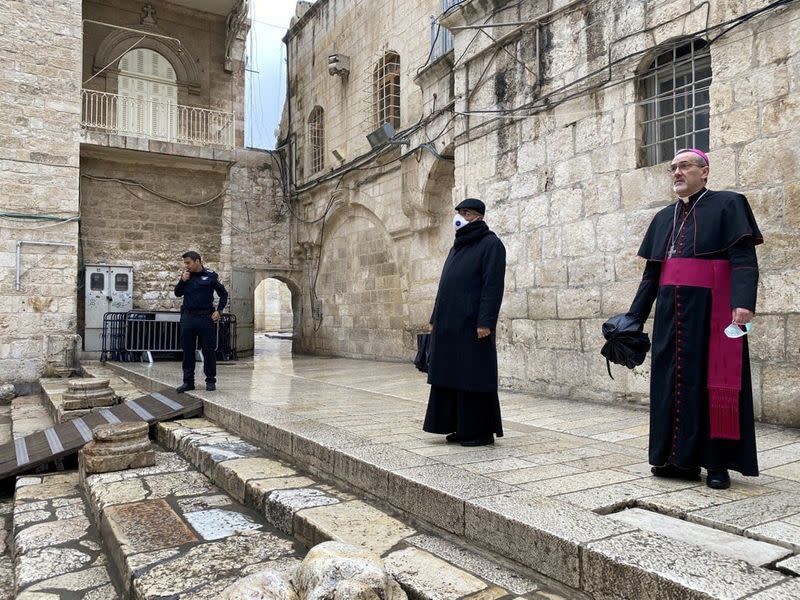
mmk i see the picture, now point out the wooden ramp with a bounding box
[0,390,202,481]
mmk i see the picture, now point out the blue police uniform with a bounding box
[174,267,228,387]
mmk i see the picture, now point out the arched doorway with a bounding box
[253,276,297,357]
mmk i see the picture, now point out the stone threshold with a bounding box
[106,362,800,599]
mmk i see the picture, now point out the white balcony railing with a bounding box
[81,89,235,149]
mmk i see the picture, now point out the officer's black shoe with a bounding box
[176,383,195,393]
[706,469,731,490]
[206,383,216,391]
[650,464,701,481]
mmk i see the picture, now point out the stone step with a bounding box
[157,418,576,599]
[11,472,121,598]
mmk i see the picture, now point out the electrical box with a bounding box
[84,264,133,351]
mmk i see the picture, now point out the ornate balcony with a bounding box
[81,89,235,149]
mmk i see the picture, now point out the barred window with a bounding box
[639,39,711,167]
[308,106,324,174]
[373,52,400,129]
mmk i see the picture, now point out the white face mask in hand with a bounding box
[724,322,752,338]
[454,213,469,230]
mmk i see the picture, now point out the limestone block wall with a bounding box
[0,0,83,389]
[445,0,800,425]
[79,156,227,314]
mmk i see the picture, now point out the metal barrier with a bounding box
[100,311,237,363]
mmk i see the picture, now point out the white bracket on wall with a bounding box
[15,240,75,291]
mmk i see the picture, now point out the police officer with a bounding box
[174,251,228,392]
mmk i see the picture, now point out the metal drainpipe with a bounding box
[15,240,74,291]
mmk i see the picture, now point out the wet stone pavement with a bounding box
[104,337,800,598]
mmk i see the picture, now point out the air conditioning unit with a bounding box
[327,53,351,77]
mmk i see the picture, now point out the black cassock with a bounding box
[630,188,763,475]
[424,221,506,438]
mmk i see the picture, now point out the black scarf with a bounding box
[453,220,492,249]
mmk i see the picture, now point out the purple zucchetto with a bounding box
[677,148,709,166]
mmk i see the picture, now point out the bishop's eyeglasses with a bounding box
[668,161,705,174]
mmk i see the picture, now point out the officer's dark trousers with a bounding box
[180,314,216,384]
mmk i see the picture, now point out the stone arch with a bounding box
[254,272,303,344]
[94,28,202,95]
[421,143,455,216]
[313,202,409,360]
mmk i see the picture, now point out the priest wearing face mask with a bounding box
[628,149,763,490]
[423,198,506,446]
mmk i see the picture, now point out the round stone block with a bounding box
[93,421,149,443]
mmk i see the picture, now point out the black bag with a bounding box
[600,314,651,379]
[414,333,431,373]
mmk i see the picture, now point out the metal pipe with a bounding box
[15,240,74,291]
[82,19,184,50]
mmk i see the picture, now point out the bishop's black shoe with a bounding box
[445,433,462,443]
[706,469,731,490]
[650,463,701,481]
[176,383,195,393]
[460,435,494,447]
[206,383,216,391]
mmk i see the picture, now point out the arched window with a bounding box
[373,52,400,130]
[308,106,325,174]
[638,39,711,167]
[118,48,178,140]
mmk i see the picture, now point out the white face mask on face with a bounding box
[454,213,469,230]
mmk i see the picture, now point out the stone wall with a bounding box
[285,0,800,426]
[0,0,83,389]
[444,0,800,425]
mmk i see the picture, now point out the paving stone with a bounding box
[246,476,317,511]
[608,508,792,566]
[142,470,220,499]
[407,534,542,595]
[747,578,800,599]
[746,520,800,552]
[294,499,416,555]
[86,478,149,511]
[102,499,198,555]
[177,494,235,513]
[15,515,92,554]
[389,464,516,535]
[333,443,436,500]
[522,469,640,496]
[132,531,297,599]
[776,554,800,576]
[764,461,800,482]
[19,566,116,596]
[689,492,800,534]
[15,547,98,590]
[213,457,298,502]
[491,463,587,485]
[15,473,80,501]
[184,508,262,541]
[264,488,340,534]
[556,481,664,512]
[385,547,488,599]
[465,491,635,587]
[582,529,787,600]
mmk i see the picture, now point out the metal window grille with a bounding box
[429,0,459,61]
[372,52,401,129]
[308,106,324,173]
[639,39,711,167]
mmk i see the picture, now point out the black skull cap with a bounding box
[454,198,486,215]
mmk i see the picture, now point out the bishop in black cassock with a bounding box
[628,149,763,490]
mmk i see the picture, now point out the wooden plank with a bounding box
[0,392,204,482]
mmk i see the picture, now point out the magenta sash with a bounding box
[659,258,741,440]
